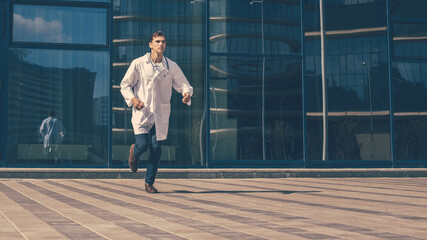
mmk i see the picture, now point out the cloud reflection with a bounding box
[13,13,71,43]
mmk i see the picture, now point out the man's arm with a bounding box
[40,120,46,137]
[171,62,193,105]
[120,60,141,108]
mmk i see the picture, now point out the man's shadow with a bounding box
[170,190,320,194]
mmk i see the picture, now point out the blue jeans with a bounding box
[133,126,162,185]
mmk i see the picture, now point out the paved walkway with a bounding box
[0,178,426,239]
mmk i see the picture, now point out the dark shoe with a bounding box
[129,144,138,172]
[145,183,158,193]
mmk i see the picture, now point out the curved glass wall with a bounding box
[112,0,206,167]
[391,0,427,164]
[304,0,391,163]
[0,0,6,166]
[209,0,303,165]
[2,0,427,168]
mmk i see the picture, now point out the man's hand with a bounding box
[182,93,191,104]
[131,97,145,110]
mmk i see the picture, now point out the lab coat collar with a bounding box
[145,53,169,71]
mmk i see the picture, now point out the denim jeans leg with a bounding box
[134,133,149,160]
[145,126,162,185]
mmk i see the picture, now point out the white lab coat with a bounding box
[40,117,66,148]
[120,53,193,140]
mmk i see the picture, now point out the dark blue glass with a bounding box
[210,0,301,55]
[392,62,427,160]
[393,23,427,59]
[112,0,206,167]
[7,48,109,165]
[390,0,427,20]
[13,5,107,45]
[209,56,303,161]
[304,0,390,161]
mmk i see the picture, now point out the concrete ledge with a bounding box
[0,168,427,179]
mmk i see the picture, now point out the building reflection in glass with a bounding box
[7,49,109,165]
[209,0,303,163]
[391,0,427,162]
[112,0,206,166]
[304,0,391,161]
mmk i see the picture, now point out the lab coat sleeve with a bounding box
[120,60,140,107]
[59,121,66,136]
[171,64,193,97]
[40,120,46,137]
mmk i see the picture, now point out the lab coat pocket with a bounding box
[131,106,151,125]
[160,103,171,123]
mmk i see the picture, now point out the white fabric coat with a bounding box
[120,53,193,140]
[40,117,66,148]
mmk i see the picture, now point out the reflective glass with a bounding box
[13,5,107,45]
[7,48,109,165]
[393,23,427,59]
[63,0,109,2]
[0,2,4,166]
[393,62,427,160]
[210,0,301,55]
[112,0,206,167]
[209,56,303,161]
[390,0,427,20]
[304,0,390,160]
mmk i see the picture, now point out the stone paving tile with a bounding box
[0,178,426,239]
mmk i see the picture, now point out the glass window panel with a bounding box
[112,0,206,167]
[209,56,303,161]
[62,0,108,2]
[7,48,109,165]
[393,23,427,59]
[393,62,427,160]
[13,5,107,45]
[305,0,390,161]
[210,0,301,55]
[393,62,427,112]
[391,0,427,20]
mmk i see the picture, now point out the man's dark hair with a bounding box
[49,109,56,117]
[150,31,166,43]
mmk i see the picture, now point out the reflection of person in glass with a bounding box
[40,110,66,163]
[120,31,193,193]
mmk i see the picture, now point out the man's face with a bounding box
[149,36,166,54]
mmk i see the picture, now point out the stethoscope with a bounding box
[150,53,169,71]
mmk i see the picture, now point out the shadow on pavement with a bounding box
[169,190,321,194]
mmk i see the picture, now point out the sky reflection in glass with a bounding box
[13,4,107,45]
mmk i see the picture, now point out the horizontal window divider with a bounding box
[208,160,304,167]
[391,57,427,63]
[9,42,109,51]
[210,33,300,47]
[113,15,204,23]
[209,87,300,97]
[113,38,204,47]
[209,16,300,26]
[112,128,133,132]
[209,52,302,58]
[391,17,427,24]
[210,108,301,117]
[112,107,131,112]
[306,110,390,117]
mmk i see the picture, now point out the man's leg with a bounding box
[145,126,162,193]
[130,133,149,172]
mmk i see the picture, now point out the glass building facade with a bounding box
[1,0,426,168]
